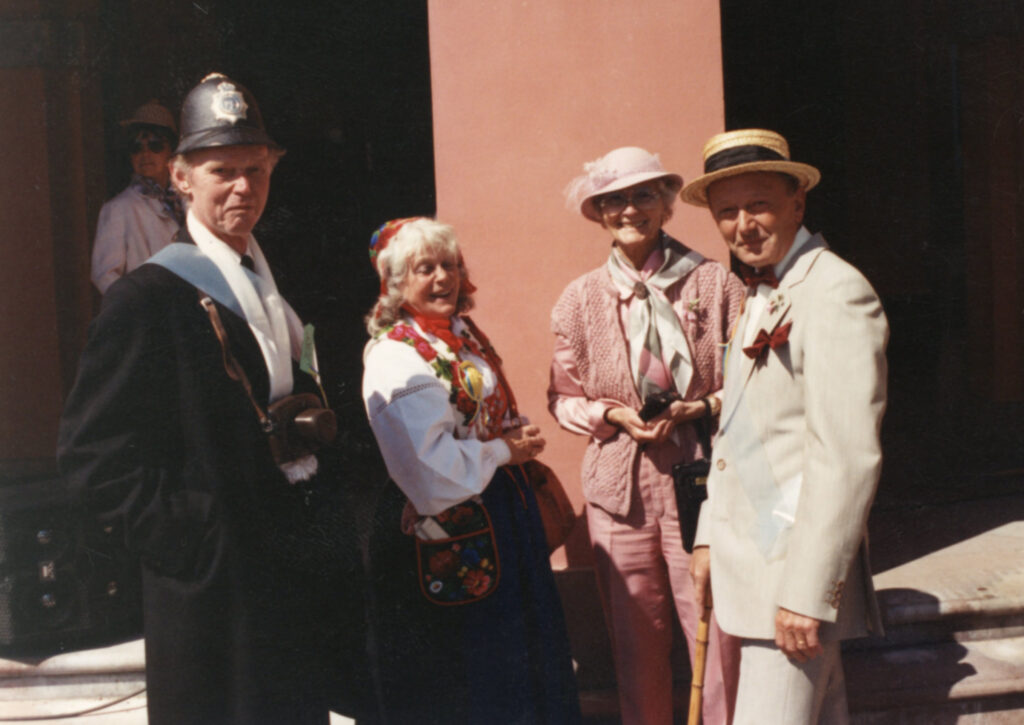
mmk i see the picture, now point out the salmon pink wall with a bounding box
[428,0,726,564]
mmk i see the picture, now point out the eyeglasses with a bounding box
[131,138,168,154]
[596,188,662,214]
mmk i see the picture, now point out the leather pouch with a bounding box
[415,498,500,605]
[672,458,710,553]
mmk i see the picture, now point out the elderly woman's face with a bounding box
[400,248,461,318]
[130,130,173,186]
[598,181,669,250]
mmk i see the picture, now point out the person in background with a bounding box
[90,99,184,293]
[684,129,888,724]
[549,146,743,724]
[362,217,581,724]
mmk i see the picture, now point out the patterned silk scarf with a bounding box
[605,233,703,400]
[131,173,185,226]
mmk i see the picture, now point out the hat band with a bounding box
[704,145,786,173]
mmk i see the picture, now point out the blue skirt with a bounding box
[366,465,581,724]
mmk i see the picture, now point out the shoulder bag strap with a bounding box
[198,294,273,433]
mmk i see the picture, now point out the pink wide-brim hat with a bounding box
[565,146,683,222]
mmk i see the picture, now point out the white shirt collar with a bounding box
[773,225,812,280]
[186,211,300,402]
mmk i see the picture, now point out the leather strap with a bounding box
[199,294,274,433]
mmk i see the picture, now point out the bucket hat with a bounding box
[119,100,176,133]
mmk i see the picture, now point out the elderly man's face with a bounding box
[707,172,805,269]
[174,145,275,252]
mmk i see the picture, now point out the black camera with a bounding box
[637,391,681,422]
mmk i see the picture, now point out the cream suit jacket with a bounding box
[694,233,888,641]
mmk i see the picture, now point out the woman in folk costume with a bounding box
[548,147,744,724]
[361,217,581,724]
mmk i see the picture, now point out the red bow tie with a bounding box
[743,321,792,362]
[738,263,779,289]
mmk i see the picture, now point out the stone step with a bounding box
[0,640,146,722]
[845,496,1024,721]
[847,634,1024,708]
[854,504,1024,649]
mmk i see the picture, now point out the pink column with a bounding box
[429,0,726,564]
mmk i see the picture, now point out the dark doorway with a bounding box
[720,0,1024,506]
[98,0,436,422]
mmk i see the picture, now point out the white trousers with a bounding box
[733,639,849,725]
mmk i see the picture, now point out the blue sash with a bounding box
[147,243,245,319]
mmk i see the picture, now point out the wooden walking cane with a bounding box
[687,587,712,725]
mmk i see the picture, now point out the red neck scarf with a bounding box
[402,305,467,353]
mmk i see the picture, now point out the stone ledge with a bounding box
[0,692,148,723]
[0,639,143,679]
[873,518,1024,626]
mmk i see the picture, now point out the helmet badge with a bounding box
[210,81,248,124]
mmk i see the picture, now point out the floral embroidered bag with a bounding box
[414,498,499,605]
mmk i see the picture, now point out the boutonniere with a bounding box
[742,320,792,365]
[767,292,786,315]
[685,297,701,323]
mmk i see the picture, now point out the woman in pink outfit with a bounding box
[549,146,743,724]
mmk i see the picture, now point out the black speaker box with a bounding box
[0,462,142,657]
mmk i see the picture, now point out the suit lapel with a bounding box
[720,234,829,428]
[735,292,792,378]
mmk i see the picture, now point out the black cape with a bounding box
[58,261,363,724]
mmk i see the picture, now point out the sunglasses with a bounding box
[597,188,662,214]
[131,138,168,154]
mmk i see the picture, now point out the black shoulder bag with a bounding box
[672,399,713,554]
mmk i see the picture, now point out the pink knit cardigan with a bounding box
[549,246,744,516]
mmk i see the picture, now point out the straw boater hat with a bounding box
[679,129,820,207]
[565,146,683,222]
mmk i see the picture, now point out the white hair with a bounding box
[365,218,475,336]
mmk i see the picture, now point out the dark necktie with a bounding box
[240,255,256,272]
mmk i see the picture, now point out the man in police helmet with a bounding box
[59,73,345,724]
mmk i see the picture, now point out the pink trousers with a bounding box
[588,457,739,725]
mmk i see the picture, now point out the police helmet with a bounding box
[175,72,281,155]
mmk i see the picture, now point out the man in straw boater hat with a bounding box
[681,129,888,723]
[59,73,351,724]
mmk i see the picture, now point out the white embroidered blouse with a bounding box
[362,316,513,516]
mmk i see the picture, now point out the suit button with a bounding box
[716,459,726,471]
